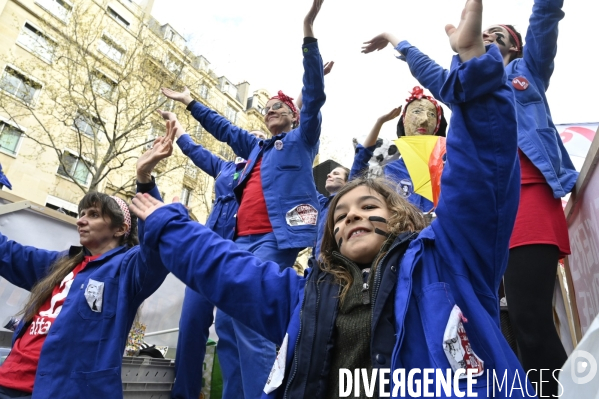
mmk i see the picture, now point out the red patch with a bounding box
[512,76,530,91]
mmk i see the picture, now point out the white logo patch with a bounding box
[443,305,484,378]
[84,279,104,313]
[285,204,318,226]
[264,333,288,393]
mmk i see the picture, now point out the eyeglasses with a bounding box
[261,102,286,116]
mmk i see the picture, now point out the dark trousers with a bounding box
[504,244,568,398]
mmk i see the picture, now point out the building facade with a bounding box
[0,0,270,222]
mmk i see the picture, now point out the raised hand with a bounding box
[137,120,177,183]
[363,106,403,148]
[378,106,402,123]
[445,0,485,62]
[323,61,334,76]
[156,109,185,139]
[304,0,324,38]
[161,87,193,106]
[130,193,166,221]
[156,109,178,121]
[361,33,399,54]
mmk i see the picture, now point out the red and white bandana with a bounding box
[110,196,131,238]
[401,86,443,135]
[270,90,299,124]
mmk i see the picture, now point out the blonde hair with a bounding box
[319,177,426,302]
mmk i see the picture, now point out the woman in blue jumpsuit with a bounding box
[0,131,172,399]
[159,2,326,396]
[158,113,262,399]
[363,0,577,394]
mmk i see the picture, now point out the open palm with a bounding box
[445,0,485,62]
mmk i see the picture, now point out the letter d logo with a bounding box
[571,350,597,385]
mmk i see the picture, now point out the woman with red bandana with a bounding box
[362,0,577,395]
[160,1,326,397]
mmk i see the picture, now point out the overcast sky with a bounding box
[151,0,598,167]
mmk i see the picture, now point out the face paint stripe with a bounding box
[368,216,388,223]
[338,237,343,249]
[495,32,506,46]
[375,228,391,238]
[334,227,339,235]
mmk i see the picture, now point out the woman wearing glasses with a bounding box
[160,1,325,397]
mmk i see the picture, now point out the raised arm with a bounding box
[348,107,402,180]
[0,234,61,291]
[135,120,174,241]
[364,107,402,148]
[362,33,448,102]
[433,0,519,295]
[297,0,326,147]
[303,0,323,38]
[161,87,257,159]
[349,143,373,181]
[296,61,333,110]
[136,119,176,185]
[397,41,448,102]
[132,195,302,344]
[522,0,564,88]
[157,110,226,178]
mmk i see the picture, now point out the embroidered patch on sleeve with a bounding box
[285,204,318,226]
[264,333,289,394]
[84,279,104,313]
[443,305,484,378]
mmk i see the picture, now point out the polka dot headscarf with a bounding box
[269,90,299,124]
[110,196,131,238]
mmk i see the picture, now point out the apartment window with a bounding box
[45,195,78,217]
[16,23,55,63]
[184,160,198,179]
[0,67,41,105]
[98,35,125,64]
[225,105,237,124]
[180,186,192,206]
[222,82,237,98]
[57,150,91,185]
[36,0,72,21]
[165,53,183,75]
[199,84,209,100]
[91,72,116,99]
[0,121,23,156]
[73,112,103,138]
[107,7,130,28]
[164,28,175,42]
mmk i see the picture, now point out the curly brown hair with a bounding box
[319,177,427,302]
